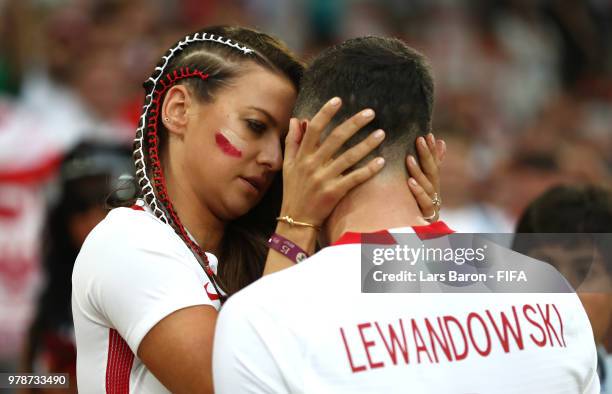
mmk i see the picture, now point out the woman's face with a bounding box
[182,64,296,220]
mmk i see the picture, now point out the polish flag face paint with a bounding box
[215,130,244,158]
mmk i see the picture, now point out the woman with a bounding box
[72,26,443,393]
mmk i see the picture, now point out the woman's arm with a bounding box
[73,222,221,394]
[138,305,217,394]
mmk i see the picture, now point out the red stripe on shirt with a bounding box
[332,221,454,246]
[106,329,134,394]
[412,221,454,239]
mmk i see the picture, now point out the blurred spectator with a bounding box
[437,130,514,233]
[544,0,610,90]
[18,142,133,393]
[490,143,567,223]
[513,184,612,393]
[488,0,562,126]
[489,114,610,224]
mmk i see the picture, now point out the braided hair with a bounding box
[132,26,303,299]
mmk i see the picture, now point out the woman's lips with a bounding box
[239,176,264,193]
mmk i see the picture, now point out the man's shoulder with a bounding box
[223,244,360,316]
[246,244,358,289]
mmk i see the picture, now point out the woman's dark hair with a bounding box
[125,26,304,297]
[24,142,133,372]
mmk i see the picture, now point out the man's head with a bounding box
[513,184,612,343]
[294,36,434,175]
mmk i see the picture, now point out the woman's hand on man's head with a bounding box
[406,133,445,222]
[280,97,386,227]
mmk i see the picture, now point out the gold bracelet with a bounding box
[276,215,320,230]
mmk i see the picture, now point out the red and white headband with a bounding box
[134,32,254,223]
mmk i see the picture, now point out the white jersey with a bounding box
[214,223,599,394]
[72,203,222,393]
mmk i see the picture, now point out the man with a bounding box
[514,184,612,393]
[213,36,599,393]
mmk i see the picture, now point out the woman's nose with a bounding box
[257,137,283,171]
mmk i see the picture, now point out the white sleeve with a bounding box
[213,294,294,394]
[74,227,213,355]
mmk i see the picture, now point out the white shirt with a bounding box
[72,203,221,393]
[214,223,599,394]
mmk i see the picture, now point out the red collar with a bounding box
[331,221,454,246]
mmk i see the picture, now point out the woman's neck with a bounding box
[163,157,226,256]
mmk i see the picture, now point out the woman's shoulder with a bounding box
[72,204,211,300]
[78,205,189,262]
[72,205,220,346]
[103,205,168,233]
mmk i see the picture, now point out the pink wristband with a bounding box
[267,233,309,263]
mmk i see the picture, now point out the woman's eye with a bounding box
[246,119,266,133]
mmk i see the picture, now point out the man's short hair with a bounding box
[513,184,612,275]
[294,36,434,172]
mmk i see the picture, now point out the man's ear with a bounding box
[161,85,192,135]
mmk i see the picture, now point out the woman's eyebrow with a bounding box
[248,106,277,127]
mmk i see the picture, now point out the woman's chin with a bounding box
[222,199,260,220]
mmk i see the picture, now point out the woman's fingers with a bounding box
[435,138,446,166]
[325,129,385,175]
[283,118,302,163]
[299,97,343,154]
[408,177,438,221]
[280,99,385,228]
[432,134,446,167]
[407,133,443,222]
[315,108,376,163]
[416,135,439,192]
[406,154,435,196]
[336,157,386,194]
[426,132,436,153]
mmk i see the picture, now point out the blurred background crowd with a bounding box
[0,0,610,387]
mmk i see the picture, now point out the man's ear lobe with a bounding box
[161,85,191,135]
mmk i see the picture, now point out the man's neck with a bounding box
[323,173,430,245]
